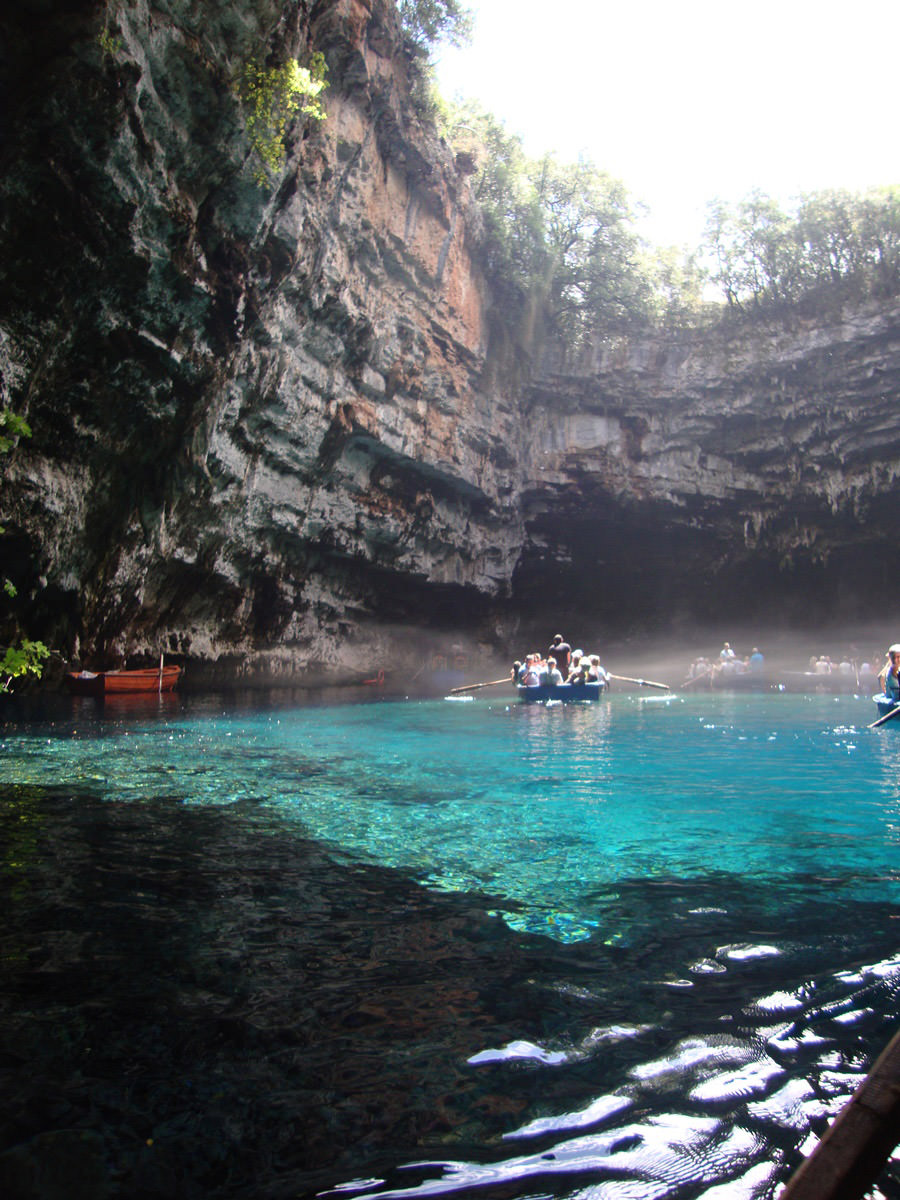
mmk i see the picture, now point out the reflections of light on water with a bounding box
[324,944,900,1200]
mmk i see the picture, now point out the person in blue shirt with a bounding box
[878,644,900,701]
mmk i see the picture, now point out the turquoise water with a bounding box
[3,690,898,941]
[3,688,900,1198]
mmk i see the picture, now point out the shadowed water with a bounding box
[2,689,900,1198]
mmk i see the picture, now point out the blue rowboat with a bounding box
[517,681,608,703]
[874,695,900,721]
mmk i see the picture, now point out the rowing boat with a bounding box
[517,681,607,703]
[873,695,900,722]
[65,666,182,696]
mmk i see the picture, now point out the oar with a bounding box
[449,677,512,694]
[868,702,900,729]
[778,1022,900,1199]
[608,673,670,692]
[681,667,714,689]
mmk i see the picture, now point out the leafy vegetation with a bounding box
[97,26,124,58]
[397,0,474,52]
[0,411,49,693]
[237,54,328,183]
[1,641,50,694]
[0,409,31,454]
[704,187,900,312]
[437,99,707,354]
[435,90,900,354]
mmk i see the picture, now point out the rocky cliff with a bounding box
[2,0,899,682]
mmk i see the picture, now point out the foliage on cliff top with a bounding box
[705,187,900,314]
[438,97,900,354]
[397,0,473,52]
[438,98,707,355]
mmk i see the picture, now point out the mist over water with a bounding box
[483,622,895,689]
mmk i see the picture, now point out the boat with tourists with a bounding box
[65,664,182,696]
[516,680,608,703]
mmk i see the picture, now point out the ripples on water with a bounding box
[2,690,900,1198]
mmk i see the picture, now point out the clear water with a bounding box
[2,689,900,1199]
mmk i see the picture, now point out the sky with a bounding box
[433,0,900,249]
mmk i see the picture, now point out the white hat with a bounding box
[889,644,900,654]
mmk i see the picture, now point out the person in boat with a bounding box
[878,645,900,702]
[720,642,736,662]
[545,657,564,685]
[587,654,610,685]
[548,634,572,676]
[567,656,594,685]
[749,647,764,672]
[564,654,581,683]
[521,654,544,686]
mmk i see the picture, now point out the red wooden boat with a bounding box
[65,665,182,696]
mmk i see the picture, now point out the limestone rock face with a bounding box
[1,0,899,680]
[519,302,900,633]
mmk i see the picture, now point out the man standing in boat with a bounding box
[548,634,571,676]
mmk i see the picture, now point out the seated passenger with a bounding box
[569,658,593,685]
[521,654,543,686]
[588,654,609,684]
[878,644,900,701]
[565,650,584,683]
[546,657,564,685]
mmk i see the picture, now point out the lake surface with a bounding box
[2,688,900,1198]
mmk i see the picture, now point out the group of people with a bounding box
[687,641,900,694]
[686,642,766,682]
[512,634,610,688]
[804,652,886,678]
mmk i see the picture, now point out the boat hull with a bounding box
[66,667,182,696]
[874,695,900,721]
[517,682,607,702]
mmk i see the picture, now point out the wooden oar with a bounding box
[779,1022,900,1200]
[868,702,900,729]
[681,667,714,689]
[449,677,512,694]
[608,673,670,692]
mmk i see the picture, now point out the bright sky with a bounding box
[434,0,900,249]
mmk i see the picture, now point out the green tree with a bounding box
[439,99,699,351]
[397,0,473,51]
[528,155,654,351]
[702,186,900,311]
[858,186,900,294]
[0,410,49,692]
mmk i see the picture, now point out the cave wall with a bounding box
[1,0,899,680]
[518,303,900,635]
